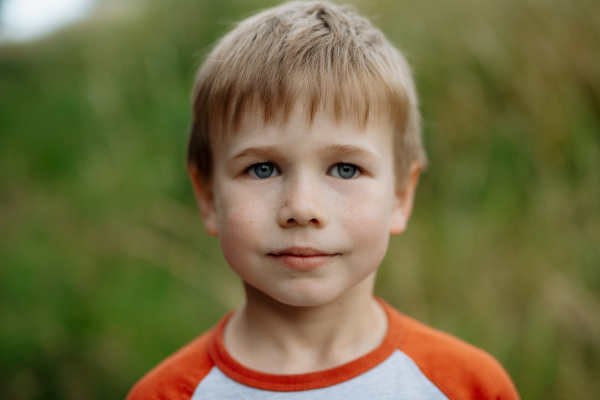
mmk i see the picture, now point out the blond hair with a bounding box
[187,1,427,188]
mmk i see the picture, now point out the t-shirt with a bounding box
[126,300,520,399]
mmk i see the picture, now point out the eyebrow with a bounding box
[228,146,279,163]
[321,144,380,161]
[228,143,380,163]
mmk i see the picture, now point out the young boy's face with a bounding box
[191,104,417,307]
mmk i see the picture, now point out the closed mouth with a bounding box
[269,247,333,257]
[268,247,338,270]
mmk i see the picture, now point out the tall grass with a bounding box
[0,0,598,399]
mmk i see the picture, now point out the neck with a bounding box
[223,272,388,374]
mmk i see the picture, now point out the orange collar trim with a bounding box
[207,299,404,392]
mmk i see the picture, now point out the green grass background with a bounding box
[1,0,599,399]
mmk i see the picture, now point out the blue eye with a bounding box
[247,162,280,179]
[330,163,359,179]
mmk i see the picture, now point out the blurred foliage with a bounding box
[0,0,599,399]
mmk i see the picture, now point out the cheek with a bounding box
[341,184,393,263]
[215,187,271,267]
[342,184,391,236]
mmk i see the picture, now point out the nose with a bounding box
[277,178,328,228]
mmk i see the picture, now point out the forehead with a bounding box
[218,95,394,136]
[212,103,395,161]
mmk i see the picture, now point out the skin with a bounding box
[189,104,420,374]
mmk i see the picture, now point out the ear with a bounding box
[188,166,219,237]
[390,162,420,236]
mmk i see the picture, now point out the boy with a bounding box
[127,1,520,399]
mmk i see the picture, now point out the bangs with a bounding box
[193,6,410,134]
[200,46,408,134]
[188,2,425,187]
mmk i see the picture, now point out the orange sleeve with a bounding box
[126,330,215,400]
[397,314,520,400]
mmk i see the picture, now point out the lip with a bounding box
[268,247,338,271]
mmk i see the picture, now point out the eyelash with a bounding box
[244,162,280,179]
[243,162,363,179]
[329,162,362,179]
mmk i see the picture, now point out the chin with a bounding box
[266,280,345,308]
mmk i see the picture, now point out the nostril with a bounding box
[310,219,318,223]
[287,218,295,223]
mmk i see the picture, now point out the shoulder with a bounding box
[125,328,216,400]
[386,306,519,400]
